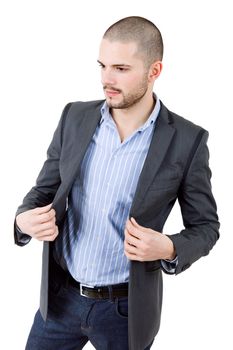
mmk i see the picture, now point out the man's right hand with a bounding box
[16,204,59,241]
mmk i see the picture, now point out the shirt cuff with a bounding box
[161,256,178,274]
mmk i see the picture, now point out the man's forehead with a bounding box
[100,38,138,53]
[99,39,142,64]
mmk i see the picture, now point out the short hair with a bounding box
[103,16,164,68]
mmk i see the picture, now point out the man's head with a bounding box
[103,16,163,68]
[98,16,163,109]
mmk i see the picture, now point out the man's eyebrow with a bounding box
[97,60,131,68]
[97,60,104,66]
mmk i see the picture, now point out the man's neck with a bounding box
[111,94,155,128]
[110,93,155,142]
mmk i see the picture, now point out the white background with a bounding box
[1,0,232,349]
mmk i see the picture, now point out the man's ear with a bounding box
[148,61,163,82]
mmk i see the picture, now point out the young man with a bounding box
[15,16,220,350]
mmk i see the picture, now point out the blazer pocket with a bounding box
[145,260,161,272]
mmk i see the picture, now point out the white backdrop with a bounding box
[1,0,232,349]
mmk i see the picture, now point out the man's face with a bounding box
[98,39,149,109]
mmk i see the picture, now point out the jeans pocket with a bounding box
[115,297,128,319]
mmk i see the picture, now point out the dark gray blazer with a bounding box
[14,100,220,350]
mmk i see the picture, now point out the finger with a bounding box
[34,227,57,238]
[42,226,59,241]
[34,203,53,214]
[124,249,142,262]
[37,231,59,242]
[37,227,59,241]
[124,235,142,253]
[34,210,56,224]
[130,217,140,226]
[124,228,140,247]
[34,219,56,233]
[126,220,142,239]
[130,217,148,232]
[124,240,138,255]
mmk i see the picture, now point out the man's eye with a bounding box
[116,67,127,72]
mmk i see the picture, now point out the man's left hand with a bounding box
[124,217,176,261]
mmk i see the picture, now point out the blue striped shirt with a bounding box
[55,97,161,286]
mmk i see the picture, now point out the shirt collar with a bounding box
[100,93,161,130]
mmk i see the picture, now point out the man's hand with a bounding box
[16,204,59,242]
[124,217,176,261]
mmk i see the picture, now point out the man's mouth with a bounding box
[104,87,121,97]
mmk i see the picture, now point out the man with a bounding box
[15,16,220,350]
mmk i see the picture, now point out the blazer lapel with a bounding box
[66,104,102,186]
[130,103,175,216]
[53,102,102,217]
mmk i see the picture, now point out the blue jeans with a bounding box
[25,282,154,350]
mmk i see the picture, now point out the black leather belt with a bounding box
[68,275,128,299]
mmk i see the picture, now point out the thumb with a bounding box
[130,217,149,233]
[36,203,53,214]
[130,217,142,228]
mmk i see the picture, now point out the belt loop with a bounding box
[108,285,114,301]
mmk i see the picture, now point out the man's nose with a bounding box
[101,68,116,86]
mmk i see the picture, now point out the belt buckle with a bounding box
[79,283,95,297]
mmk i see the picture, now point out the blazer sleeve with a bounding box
[14,103,72,246]
[167,130,220,274]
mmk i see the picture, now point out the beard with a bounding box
[104,75,149,109]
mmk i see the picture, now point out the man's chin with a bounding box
[106,98,124,109]
[106,102,125,109]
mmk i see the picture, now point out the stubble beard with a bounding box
[105,76,149,110]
